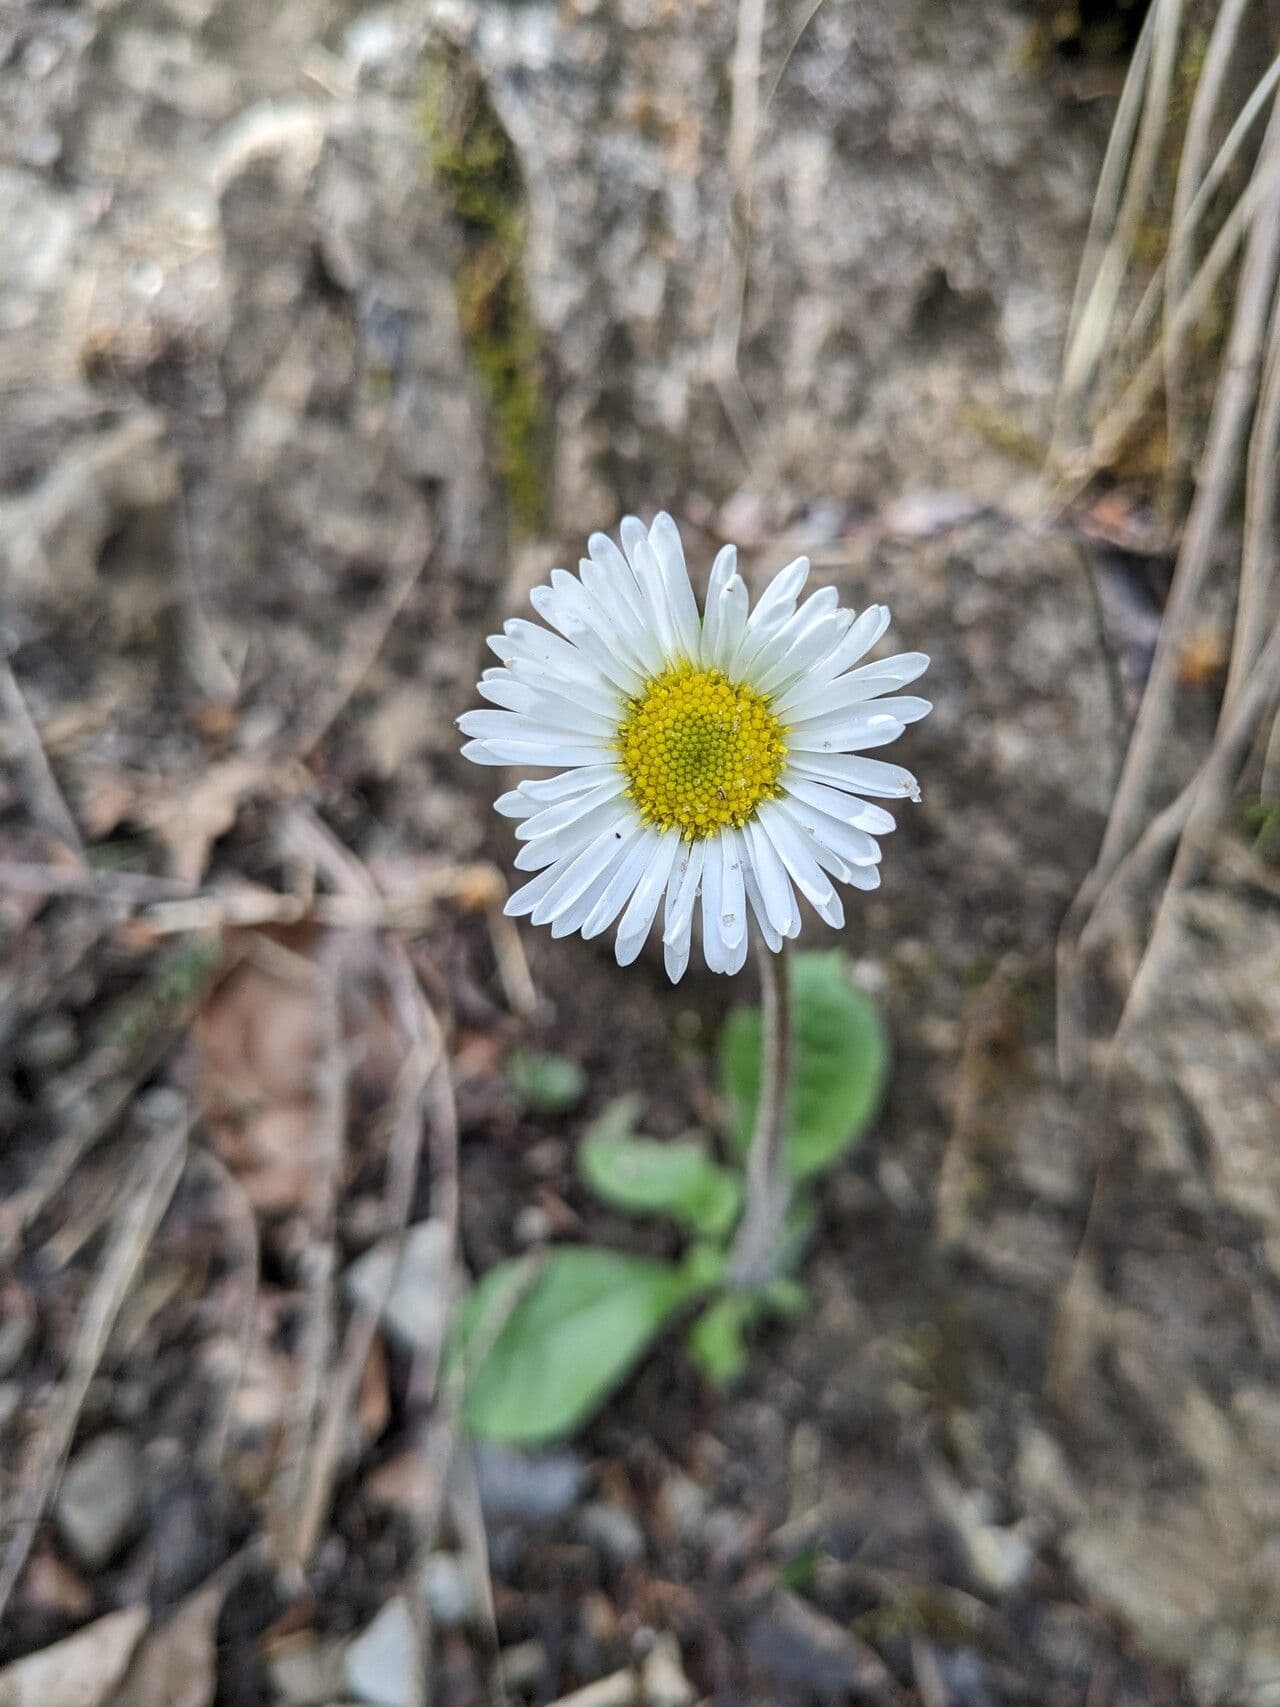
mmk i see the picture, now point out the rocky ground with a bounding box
[3,0,1279,1703]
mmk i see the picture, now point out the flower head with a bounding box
[459,514,930,981]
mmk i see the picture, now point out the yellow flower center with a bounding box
[617,663,787,840]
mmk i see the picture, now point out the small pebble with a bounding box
[55,1432,144,1572]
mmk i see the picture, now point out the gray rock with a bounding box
[342,1600,418,1707]
[641,1634,696,1707]
[419,1553,478,1631]
[267,1635,345,1705]
[55,1432,144,1571]
[343,1222,452,1357]
[747,1593,895,1700]
[926,1461,1036,1598]
[473,1441,587,1528]
[577,1499,645,1568]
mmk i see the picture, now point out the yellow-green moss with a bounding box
[421,56,548,536]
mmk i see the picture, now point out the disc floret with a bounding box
[618,663,787,839]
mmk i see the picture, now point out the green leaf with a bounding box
[508,1049,587,1114]
[686,1276,810,1388]
[578,1097,742,1239]
[686,1293,754,1386]
[452,1247,700,1445]
[719,951,889,1182]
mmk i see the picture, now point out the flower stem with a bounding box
[730,938,792,1287]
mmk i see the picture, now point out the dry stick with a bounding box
[1,657,87,860]
[194,1146,263,1478]
[1092,96,1280,886]
[0,1114,189,1624]
[729,938,791,1287]
[271,957,347,1589]
[1226,289,1280,710]
[1164,0,1251,483]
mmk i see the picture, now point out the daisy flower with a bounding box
[459,514,930,981]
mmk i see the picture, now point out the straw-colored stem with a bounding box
[730,939,792,1287]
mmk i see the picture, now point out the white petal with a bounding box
[505,860,566,918]
[514,800,634,870]
[476,674,530,710]
[699,544,737,666]
[501,618,604,687]
[648,512,702,659]
[742,817,800,939]
[631,535,684,661]
[756,800,838,913]
[860,695,931,725]
[836,651,931,696]
[740,844,784,952]
[700,839,729,972]
[751,602,850,697]
[551,566,656,678]
[743,586,840,690]
[663,839,704,947]
[783,775,896,835]
[582,825,663,939]
[531,579,648,688]
[723,921,751,975]
[718,827,747,948]
[615,832,681,964]
[773,605,892,714]
[776,795,881,868]
[711,574,750,671]
[789,754,921,799]
[731,556,810,673]
[458,705,616,743]
[785,709,906,754]
[514,776,628,841]
[461,739,611,768]
[530,829,637,928]
[662,840,703,984]
[507,765,623,805]
[549,823,647,938]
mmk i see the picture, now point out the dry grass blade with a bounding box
[284,1040,435,1572]
[1095,51,1280,392]
[1226,286,1280,709]
[1120,616,1280,1032]
[273,804,464,1574]
[1,656,86,860]
[1057,0,1173,413]
[0,1112,189,1623]
[1164,0,1251,479]
[1094,94,1280,882]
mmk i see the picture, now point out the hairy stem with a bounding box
[730,938,792,1287]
